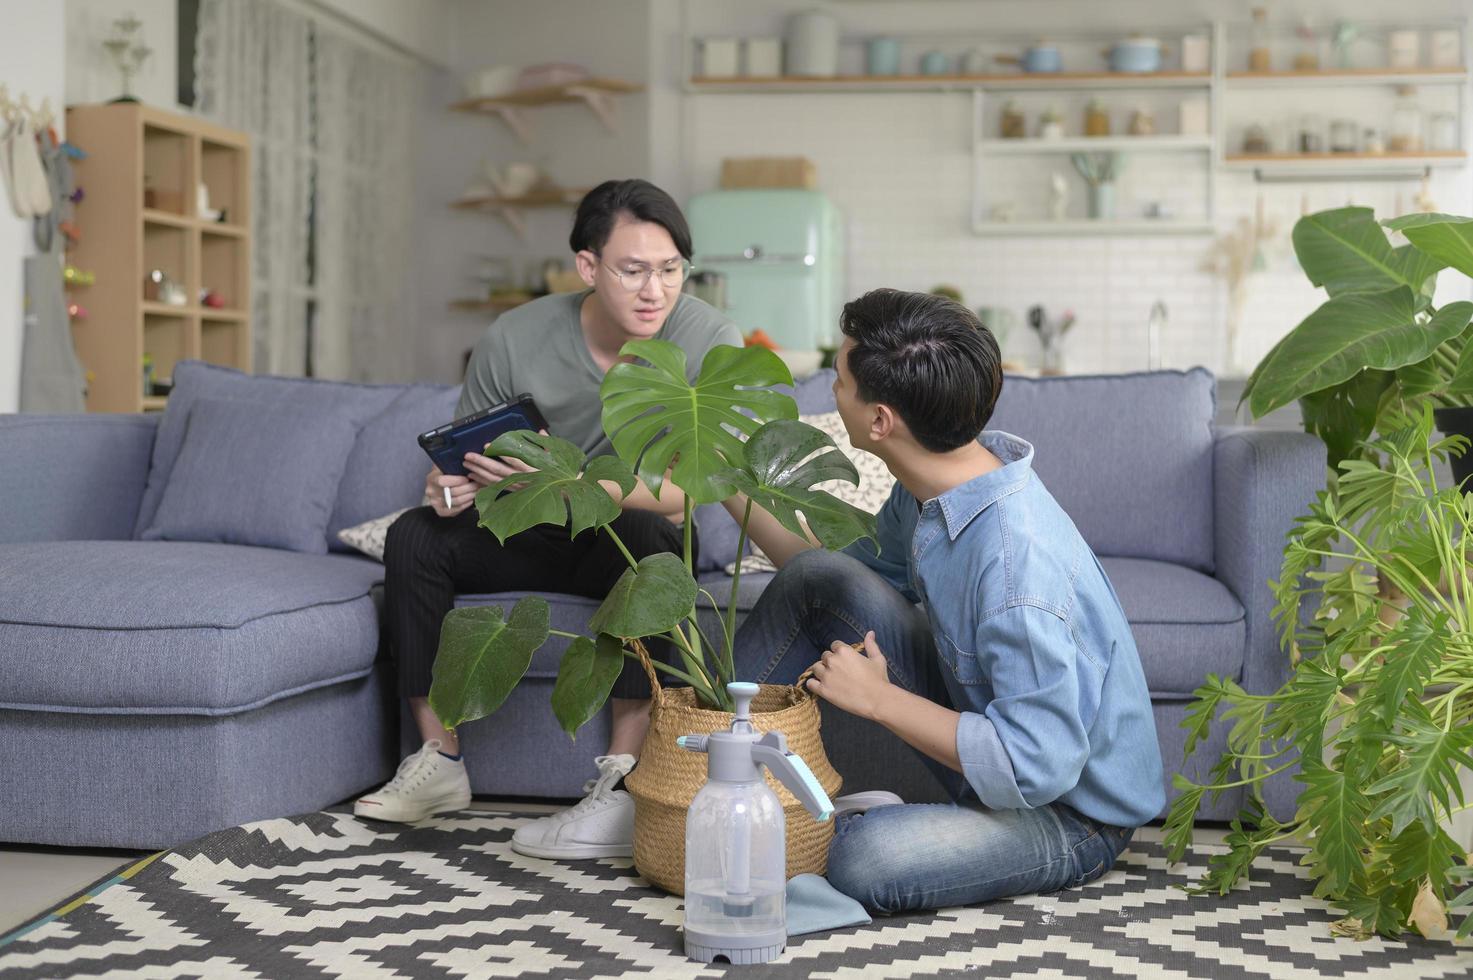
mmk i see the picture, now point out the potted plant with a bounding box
[1240,207,1473,474]
[1169,206,1473,940]
[1164,407,1473,940]
[425,339,877,890]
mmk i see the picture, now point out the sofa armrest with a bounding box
[0,414,159,543]
[1213,427,1326,696]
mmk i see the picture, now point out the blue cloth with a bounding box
[785,873,870,935]
[839,431,1165,828]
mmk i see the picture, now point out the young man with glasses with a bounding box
[355,181,741,845]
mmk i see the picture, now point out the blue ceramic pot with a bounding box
[1107,39,1163,73]
[1022,44,1062,72]
[867,37,900,75]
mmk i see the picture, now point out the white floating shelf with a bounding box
[686,71,1212,94]
[1225,69,1468,88]
[972,220,1216,237]
[979,135,1213,154]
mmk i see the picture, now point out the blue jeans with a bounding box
[732,549,1133,913]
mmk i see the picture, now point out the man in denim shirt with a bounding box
[731,288,1164,912]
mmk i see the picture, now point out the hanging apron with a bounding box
[19,126,85,413]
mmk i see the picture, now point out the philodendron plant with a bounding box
[427,340,877,735]
[1164,407,1473,940]
[1241,207,1473,471]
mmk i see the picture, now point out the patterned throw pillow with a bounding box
[725,411,895,575]
[336,507,412,562]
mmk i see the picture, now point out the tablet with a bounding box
[418,394,549,476]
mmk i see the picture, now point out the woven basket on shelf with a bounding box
[624,644,842,896]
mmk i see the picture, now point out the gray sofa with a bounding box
[0,360,1323,849]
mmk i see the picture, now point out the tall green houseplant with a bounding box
[1171,209,1473,940]
[426,340,876,735]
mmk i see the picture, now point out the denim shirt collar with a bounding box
[931,431,1036,541]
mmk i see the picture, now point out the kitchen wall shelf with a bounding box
[451,188,589,241]
[450,78,641,144]
[972,220,1216,237]
[1224,151,1466,165]
[1226,69,1468,87]
[688,71,1211,93]
[979,135,1213,154]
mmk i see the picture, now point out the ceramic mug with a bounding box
[867,37,901,75]
[920,50,948,75]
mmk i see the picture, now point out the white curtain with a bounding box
[193,0,417,380]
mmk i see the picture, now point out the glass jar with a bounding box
[1084,101,1111,137]
[1330,118,1358,153]
[1364,128,1386,154]
[1389,86,1423,153]
[1242,123,1271,154]
[1428,112,1458,152]
[1293,18,1320,71]
[1000,101,1026,138]
[1248,7,1272,71]
[1297,115,1326,154]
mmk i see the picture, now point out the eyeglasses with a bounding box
[599,257,690,292]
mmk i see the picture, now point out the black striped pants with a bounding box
[382,505,696,698]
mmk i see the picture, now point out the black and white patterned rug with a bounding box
[1,808,1469,979]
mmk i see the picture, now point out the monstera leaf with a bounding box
[588,552,697,638]
[721,419,877,552]
[1385,213,1473,279]
[1293,207,1444,298]
[600,340,796,504]
[1243,291,1469,418]
[429,598,550,730]
[550,633,626,737]
[474,430,636,543]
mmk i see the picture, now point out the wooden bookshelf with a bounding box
[65,103,251,413]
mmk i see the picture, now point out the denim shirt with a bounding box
[844,431,1165,828]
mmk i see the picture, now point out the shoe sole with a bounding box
[354,789,471,823]
[510,838,634,860]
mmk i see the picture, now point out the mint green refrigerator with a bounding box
[687,190,844,351]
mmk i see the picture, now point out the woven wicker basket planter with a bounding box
[624,672,842,896]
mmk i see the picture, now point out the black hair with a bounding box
[569,179,693,260]
[839,289,1002,453]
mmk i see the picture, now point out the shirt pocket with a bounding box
[937,633,987,686]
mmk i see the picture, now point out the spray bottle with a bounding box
[678,681,834,964]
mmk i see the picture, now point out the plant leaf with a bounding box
[1385,212,1473,279]
[588,552,697,638]
[1370,608,1447,724]
[720,419,878,552]
[1294,207,1444,297]
[429,598,550,730]
[550,633,625,737]
[1163,774,1205,865]
[1194,797,1280,896]
[1248,289,1462,418]
[1297,369,1394,467]
[599,340,797,504]
[473,431,634,544]
[1179,675,1228,759]
[1295,761,1371,895]
[1365,709,1473,836]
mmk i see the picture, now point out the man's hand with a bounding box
[807,631,894,722]
[462,448,537,491]
[426,466,476,517]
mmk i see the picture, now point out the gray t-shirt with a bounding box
[457,290,743,457]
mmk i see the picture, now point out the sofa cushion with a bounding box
[0,541,385,714]
[133,361,405,544]
[144,396,366,553]
[990,370,1217,573]
[328,385,460,552]
[1100,556,1244,694]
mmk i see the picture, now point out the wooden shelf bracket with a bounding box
[565,84,621,134]
[489,105,533,145]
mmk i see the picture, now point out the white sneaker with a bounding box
[511,754,636,859]
[832,790,904,818]
[353,740,471,823]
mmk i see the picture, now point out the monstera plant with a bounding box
[426,340,877,734]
